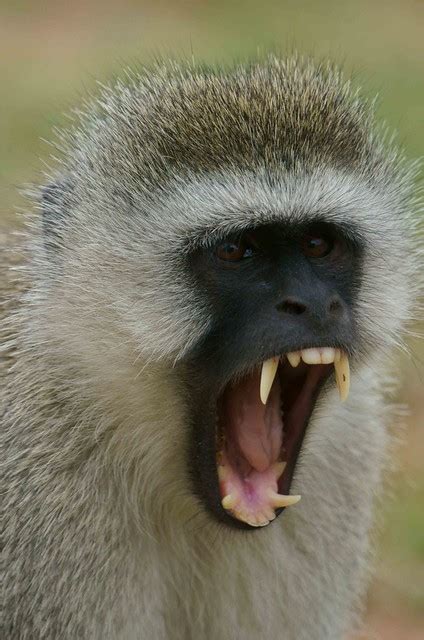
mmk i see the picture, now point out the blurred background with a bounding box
[0,1,422,637]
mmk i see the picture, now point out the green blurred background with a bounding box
[0,1,422,637]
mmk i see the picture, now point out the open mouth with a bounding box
[216,348,350,528]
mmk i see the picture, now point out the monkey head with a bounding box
[36,58,417,534]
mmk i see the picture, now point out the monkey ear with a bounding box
[40,177,73,247]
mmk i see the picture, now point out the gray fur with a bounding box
[1,56,421,639]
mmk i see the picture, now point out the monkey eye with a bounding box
[300,234,334,258]
[216,239,254,262]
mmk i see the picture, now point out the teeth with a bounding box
[246,517,270,528]
[286,351,301,367]
[259,347,349,413]
[260,356,279,405]
[263,507,277,521]
[320,347,336,364]
[221,481,299,527]
[221,494,236,510]
[292,347,337,365]
[334,350,350,402]
[268,492,301,508]
[300,348,322,364]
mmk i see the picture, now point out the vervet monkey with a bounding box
[2,56,421,640]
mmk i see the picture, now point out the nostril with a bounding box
[277,298,307,316]
[328,296,343,315]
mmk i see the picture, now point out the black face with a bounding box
[185,220,362,529]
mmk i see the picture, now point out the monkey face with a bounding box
[184,220,360,528]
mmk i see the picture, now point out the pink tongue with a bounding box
[223,371,283,473]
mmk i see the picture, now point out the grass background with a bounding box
[0,1,422,637]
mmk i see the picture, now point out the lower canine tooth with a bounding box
[265,509,276,521]
[260,356,279,405]
[269,492,301,508]
[221,494,236,510]
[334,351,350,402]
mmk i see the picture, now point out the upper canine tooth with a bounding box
[286,351,301,367]
[334,351,350,402]
[260,357,279,405]
[300,348,321,364]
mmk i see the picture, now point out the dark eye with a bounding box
[300,234,333,258]
[216,240,253,262]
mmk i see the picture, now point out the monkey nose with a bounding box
[276,292,348,327]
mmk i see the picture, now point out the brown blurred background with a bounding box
[0,1,422,638]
